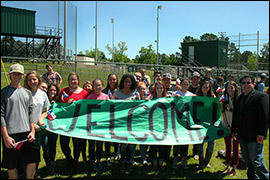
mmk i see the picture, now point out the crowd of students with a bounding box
[1,64,269,179]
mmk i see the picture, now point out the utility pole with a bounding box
[95,1,98,62]
[75,6,77,73]
[64,1,67,62]
[257,30,259,71]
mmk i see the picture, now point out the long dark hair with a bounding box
[222,81,239,110]
[119,74,137,90]
[105,73,118,89]
[196,81,215,97]
[47,83,60,103]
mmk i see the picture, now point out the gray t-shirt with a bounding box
[113,90,136,100]
[1,86,35,135]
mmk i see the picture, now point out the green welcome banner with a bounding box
[42,96,229,145]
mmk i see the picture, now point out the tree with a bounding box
[246,52,257,71]
[227,42,240,64]
[85,48,107,61]
[200,33,218,41]
[134,44,157,64]
[240,50,253,65]
[259,42,269,70]
[182,36,199,43]
[159,53,179,65]
[106,41,130,63]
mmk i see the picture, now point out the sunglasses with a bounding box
[242,81,252,85]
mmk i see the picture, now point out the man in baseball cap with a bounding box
[163,73,172,79]
[9,63,24,74]
[189,71,201,94]
[257,73,268,92]
[2,63,39,179]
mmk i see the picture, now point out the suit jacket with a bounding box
[231,89,269,142]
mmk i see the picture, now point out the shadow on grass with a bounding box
[35,157,229,179]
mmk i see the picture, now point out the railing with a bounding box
[35,25,62,37]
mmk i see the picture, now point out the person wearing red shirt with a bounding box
[57,72,88,170]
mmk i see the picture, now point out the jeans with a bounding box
[239,139,269,179]
[197,140,215,154]
[140,145,148,160]
[36,131,50,164]
[120,143,136,163]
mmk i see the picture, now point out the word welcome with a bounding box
[42,96,229,145]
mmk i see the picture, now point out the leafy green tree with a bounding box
[246,52,257,71]
[134,44,157,64]
[200,33,218,41]
[227,42,240,64]
[106,41,130,63]
[159,53,179,65]
[85,48,106,61]
[259,42,269,70]
[240,50,253,65]
[183,36,199,43]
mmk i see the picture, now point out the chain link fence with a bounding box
[1,56,269,88]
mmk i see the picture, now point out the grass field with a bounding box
[1,61,269,179]
[1,134,269,179]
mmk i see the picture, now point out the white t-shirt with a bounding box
[174,89,194,96]
[31,89,51,124]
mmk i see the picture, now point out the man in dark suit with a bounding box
[232,75,269,179]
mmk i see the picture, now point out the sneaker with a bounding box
[194,154,199,160]
[181,159,189,169]
[172,159,178,169]
[206,163,211,168]
[132,161,138,166]
[114,156,119,164]
[143,160,148,165]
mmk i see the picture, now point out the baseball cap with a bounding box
[191,71,200,78]
[260,73,267,79]
[9,63,24,74]
[205,67,212,72]
[163,73,172,79]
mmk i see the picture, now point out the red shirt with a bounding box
[58,87,88,103]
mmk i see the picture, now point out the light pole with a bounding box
[156,5,162,66]
[111,18,114,63]
[95,1,98,62]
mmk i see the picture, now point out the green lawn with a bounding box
[1,61,269,179]
[1,133,269,179]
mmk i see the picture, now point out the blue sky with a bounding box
[1,1,269,60]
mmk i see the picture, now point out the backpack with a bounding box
[254,80,262,90]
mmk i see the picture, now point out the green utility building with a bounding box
[1,6,36,37]
[181,40,229,68]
